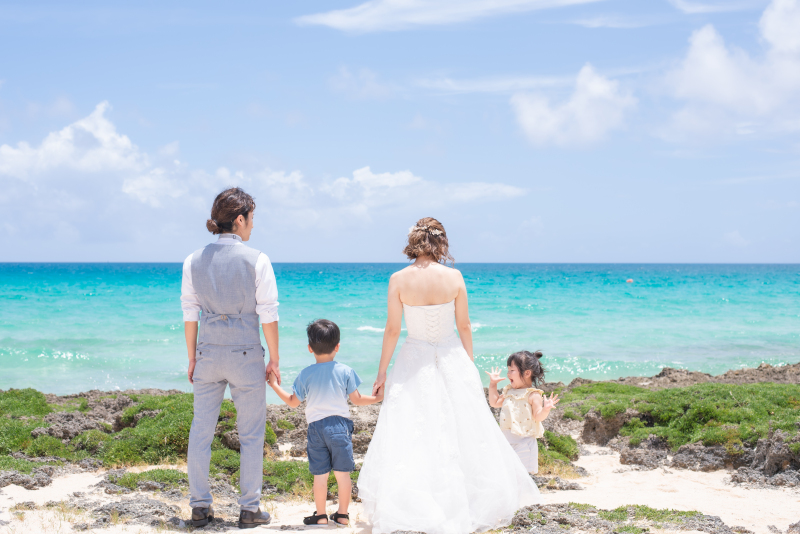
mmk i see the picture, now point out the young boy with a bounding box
[267,319,383,526]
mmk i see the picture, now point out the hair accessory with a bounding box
[409,225,443,236]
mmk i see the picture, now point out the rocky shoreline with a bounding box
[1,361,799,533]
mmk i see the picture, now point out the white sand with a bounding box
[1,449,797,533]
[546,444,798,534]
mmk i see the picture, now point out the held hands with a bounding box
[485,367,506,385]
[374,384,385,402]
[542,392,561,410]
[372,372,387,396]
[266,371,278,388]
[266,360,281,386]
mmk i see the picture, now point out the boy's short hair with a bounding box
[307,319,340,355]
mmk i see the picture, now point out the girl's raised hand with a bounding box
[484,367,506,384]
[543,393,560,409]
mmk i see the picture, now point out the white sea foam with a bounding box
[471,323,484,332]
[358,326,385,333]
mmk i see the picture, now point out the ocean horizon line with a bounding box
[3,261,800,266]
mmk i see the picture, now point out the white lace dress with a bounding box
[358,301,542,534]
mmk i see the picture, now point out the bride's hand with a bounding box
[372,372,387,396]
[484,367,506,385]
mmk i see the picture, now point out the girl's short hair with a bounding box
[403,217,454,264]
[206,187,256,235]
[507,350,545,387]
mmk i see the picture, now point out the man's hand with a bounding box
[266,360,281,385]
[188,359,197,384]
[485,367,506,385]
[266,371,278,388]
[542,393,560,410]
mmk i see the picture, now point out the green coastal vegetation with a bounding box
[2,381,797,497]
[557,382,800,449]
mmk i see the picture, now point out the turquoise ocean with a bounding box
[1,263,798,402]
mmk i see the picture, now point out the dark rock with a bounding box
[77,458,102,470]
[620,446,668,469]
[729,466,800,488]
[752,430,800,476]
[16,501,37,510]
[352,432,372,454]
[509,503,740,534]
[788,520,800,534]
[0,470,52,490]
[92,494,180,526]
[72,523,89,531]
[567,377,596,389]
[31,412,105,441]
[581,408,639,445]
[221,430,241,452]
[162,489,185,500]
[670,442,727,471]
[138,480,165,491]
[531,476,584,490]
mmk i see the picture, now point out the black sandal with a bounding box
[302,512,328,527]
[330,512,349,526]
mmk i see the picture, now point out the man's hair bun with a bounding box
[206,188,256,235]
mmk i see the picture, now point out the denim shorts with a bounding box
[306,415,355,475]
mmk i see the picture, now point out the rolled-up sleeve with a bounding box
[255,253,279,324]
[180,253,201,322]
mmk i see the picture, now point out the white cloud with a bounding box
[510,64,636,146]
[666,0,765,13]
[0,103,526,245]
[122,167,188,208]
[665,0,800,137]
[415,74,570,94]
[0,101,146,180]
[329,67,395,99]
[570,15,657,28]
[323,166,525,211]
[296,0,605,32]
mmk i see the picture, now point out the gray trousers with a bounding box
[188,344,266,512]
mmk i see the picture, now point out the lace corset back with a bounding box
[403,300,456,343]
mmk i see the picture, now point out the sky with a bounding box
[0,0,798,263]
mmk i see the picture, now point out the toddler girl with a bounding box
[486,350,560,474]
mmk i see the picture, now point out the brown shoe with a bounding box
[191,505,214,527]
[238,508,271,529]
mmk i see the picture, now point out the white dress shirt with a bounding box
[180,233,279,324]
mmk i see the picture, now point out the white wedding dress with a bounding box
[358,301,542,534]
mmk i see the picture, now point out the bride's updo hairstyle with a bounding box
[403,217,454,264]
[507,350,545,387]
[206,187,256,235]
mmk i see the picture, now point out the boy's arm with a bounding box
[268,373,301,408]
[349,388,383,406]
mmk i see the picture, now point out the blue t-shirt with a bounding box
[292,361,362,424]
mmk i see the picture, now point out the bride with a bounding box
[358,218,541,534]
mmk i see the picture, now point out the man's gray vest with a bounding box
[191,242,262,346]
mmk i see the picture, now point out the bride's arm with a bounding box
[454,272,474,361]
[372,275,403,395]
